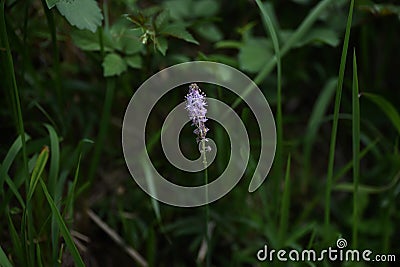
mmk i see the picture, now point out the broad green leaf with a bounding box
[56,0,103,33]
[102,53,127,77]
[163,0,191,20]
[71,29,114,51]
[116,31,143,55]
[45,0,60,9]
[27,146,49,202]
[156,37,168,55]
[141,5,163,17]
[155,10,170,30]
[160,24,199,45]
[193,0,219,17]
[195,23,223,42]
[238,37,272,73]
[363,93,400,135]
[125,55,142,69]
[110,20,143,55]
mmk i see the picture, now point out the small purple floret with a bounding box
[185,83,210,145]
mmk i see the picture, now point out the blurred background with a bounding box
[1,0,399,266]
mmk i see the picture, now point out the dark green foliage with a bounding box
[1,0,400,266]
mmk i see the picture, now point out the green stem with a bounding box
[278,155,291,246]
[41,0,63,109]
[87,21,115,185]
[255,0,283,224]
[352,50,360,248]
[87,78,115,185]
[0,0,28,183]
[201,139,210,267]
[0,11,29,264]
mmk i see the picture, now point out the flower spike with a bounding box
[185,83,210,150]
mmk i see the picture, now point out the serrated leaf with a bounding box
[155,10,170,30]
[71,29,114,51]
[56,0,103,33]
[125,55,142,69]
[113,30,143,55]
[238,38,273,73]
[156,37,168,55]
[102,53,127,77]
[160,24,199,44]
[142,5,163,17]
[109,19,144,54]
[119,34,143,55]
[46,0,60,9]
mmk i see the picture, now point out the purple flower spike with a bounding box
[185,83,210,145]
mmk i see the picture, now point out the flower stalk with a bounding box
[185,83,211,266]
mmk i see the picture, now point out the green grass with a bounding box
[0,0,28,191]
[40,178,85,267]
[278,154,291,246]
[0,244,13,267]
[325,0,355,237]
[255,0,283,221]
[351,50,360,248]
